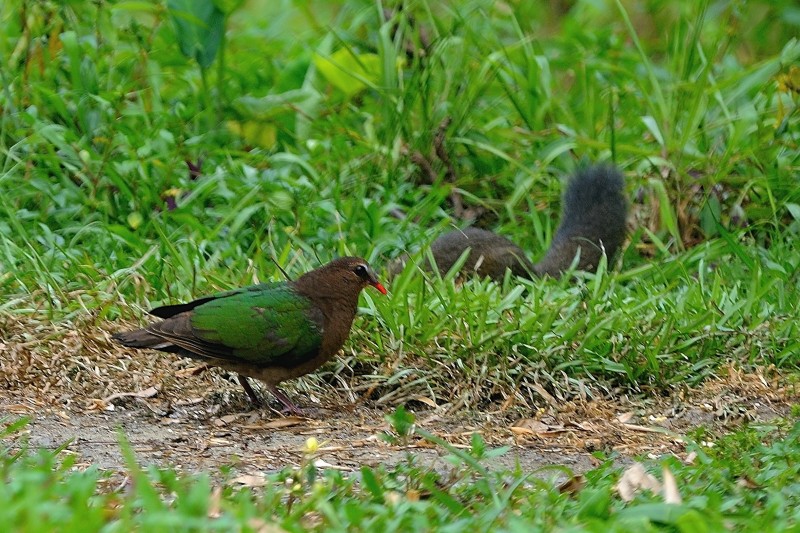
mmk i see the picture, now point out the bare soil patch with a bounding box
[1,320,796,481]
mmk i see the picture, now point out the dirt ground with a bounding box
[1,321,797,483]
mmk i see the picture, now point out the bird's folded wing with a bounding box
[148,282,282,318]
[148,285,324,367]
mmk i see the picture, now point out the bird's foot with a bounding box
[239,376,304,416]
[278,405,305,417]
[266,384,305,417]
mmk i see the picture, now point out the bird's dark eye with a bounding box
[353,264,369,279]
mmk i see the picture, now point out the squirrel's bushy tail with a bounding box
[387,163,628,280]
[533,164,628,277]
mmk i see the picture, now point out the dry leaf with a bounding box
[175,364,208,377]
[568,421,598,432]
[246,519,287,533]
[384,491,402,505]
[582,438,602,451]
[206,437,233,447]
[736,476,760,489]
[413,396,439,408]
[511,418,550,434]
[264,416,307,429]
[616,463,662,502]
[622,423,666,434]
[233,474,267,487]
[558,474,586,495]
[89,386,160,410]
[662,465,682,504]
[616,412,635,424]
[214,413,246,427]
[174,397,205,406]
[208,486,222,518]
[86,398,108,411]
[531,383,559,407]
[419,414,443,425]
[104,386,158,403]
[312,458,350,471]
[239,416,307,430]
[4,404,35,414]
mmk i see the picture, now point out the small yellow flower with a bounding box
[127,212,143,230]
[304,437,319,454]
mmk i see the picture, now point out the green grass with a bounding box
[353,235,799,405]
[1,0,800,529]
[0,0,797,397]
[2,414,800,531]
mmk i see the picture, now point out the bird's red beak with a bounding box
[371,281,388,295]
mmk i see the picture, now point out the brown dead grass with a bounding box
[1,316,797,476]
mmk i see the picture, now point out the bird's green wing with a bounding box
[149,282,284,319]
[152,283,324,367]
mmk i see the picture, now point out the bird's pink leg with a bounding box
[237,375,262,404]
[237,375,303,415]
[265,384,304,416]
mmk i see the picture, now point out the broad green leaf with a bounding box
[212,0,245,15]
[313,49,382,96]
[167,0,225,68]
[640,115,665,147]
[699,196,721,237]
[618,503,708,532]
[111,1,161,14]
[648,178,683,250]
[786,203,800,221]
[226,120,277,149]
[359,467,384,500]
[234,89,319,120]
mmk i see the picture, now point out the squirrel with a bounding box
[391,164,628,280]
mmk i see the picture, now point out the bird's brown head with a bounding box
[294,257,387,301]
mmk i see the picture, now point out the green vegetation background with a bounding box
[1,0,799,529]
[2,0,798,400]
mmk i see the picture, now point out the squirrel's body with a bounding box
[398,164,628,280]
[429,227,537,279]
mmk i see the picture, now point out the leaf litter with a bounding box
[0,318,796,489]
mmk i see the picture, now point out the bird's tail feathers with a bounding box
[112,329,172,350]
